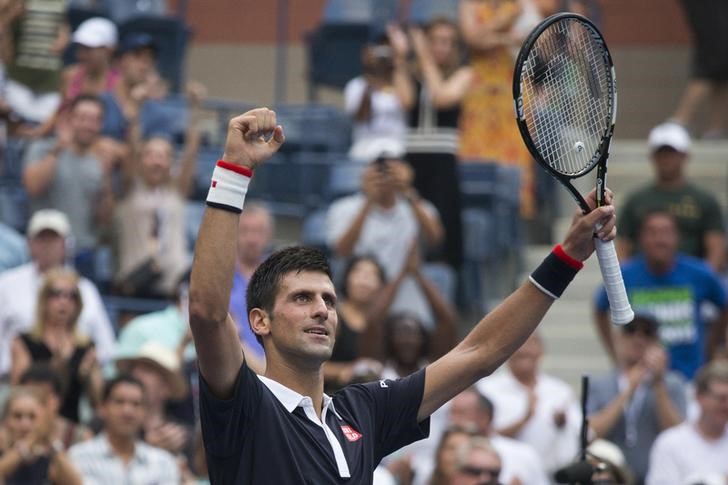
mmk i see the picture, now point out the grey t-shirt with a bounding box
[23,138,103,249]
[326,193,440,326]
[587,369,687,481]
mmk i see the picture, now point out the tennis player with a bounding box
[189,108,617,484]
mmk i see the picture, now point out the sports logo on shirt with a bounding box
[340,425,363,442]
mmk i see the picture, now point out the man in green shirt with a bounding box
[617,122,725,272]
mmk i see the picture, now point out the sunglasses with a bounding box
[48,288,79,300]
[460,465,501,478]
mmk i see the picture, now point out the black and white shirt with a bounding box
[199,363,430,484]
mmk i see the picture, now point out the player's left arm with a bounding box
[417,189,616,421]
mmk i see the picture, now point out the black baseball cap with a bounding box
[119,32,158,56]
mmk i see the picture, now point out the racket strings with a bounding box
[519,18,613,176]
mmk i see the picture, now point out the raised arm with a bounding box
[174,82,207,196]
[188,108,284,399]
[417,190,616,421]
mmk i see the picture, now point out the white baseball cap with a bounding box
[27,209,71,238]
[72,17,118,48]
[647,122,691,154]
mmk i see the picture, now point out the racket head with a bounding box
[513,12,617,205]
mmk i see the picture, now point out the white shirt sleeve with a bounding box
[325,196,362,248]
[645,430,682,485]
[343,77,367,115]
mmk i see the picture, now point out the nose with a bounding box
[310,296,329,321]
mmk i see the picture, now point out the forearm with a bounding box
[704,232,726,272]
[189,208,239,325]
[49,451,83,485]
[653,380,683,430]
[392,59,415,111]
[413,270,458,359]
[0,448,23,478]
[334,201,373,256]
[176,111,203,196]
[23,150,60,196]
[409,196,444,247]
[706,311,728,360]
[360,272,406,359]
[594,310,617,363]
[589,392,631,438]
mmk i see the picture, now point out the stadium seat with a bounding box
[322,0,398,25]
[192,146,223,200]
[421,262,457,304]
[288,151,334,210]
[301,207,330,254]
[407,0,460,25]
[327,159,368,201]
[141,95,189,143]
[102,295,169,331]
[118,15,190,93]
[104,0,168,24]
[185,200,206,250]
[0,183,29,232]
[305,23,371,97]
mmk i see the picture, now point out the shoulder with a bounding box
[684,183,720,201]
[344,76,366,93]
[654,422,691,448]
[68,435,104,457]
[676,255,717,277]
[0,263,30,286]
[136,441,178,465]
[329,194,365,213]
[539,373,573,396]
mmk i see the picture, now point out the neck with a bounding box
[376,193,397,209]
[264,359,325,417]
[646,258,673,275]
[106,431,136,462]
[656,176,684,190]
[512,370,537,388]
[696,415,725,440]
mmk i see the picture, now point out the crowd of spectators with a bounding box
[0,0,727,484]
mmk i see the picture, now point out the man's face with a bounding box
[438,431,471,479]
[639,213,678,268]
[617,326,658,367]
[29,230,66,270]
[451,447,502,485]
[507,334,543,380]
[120,48,156,85]
[237,210,273,264]
[140,138,173,186]
[652,147,687,183]
[69,100,103,147]
[102,382,146,439]
[131,361,172,407]
[697,381,728,430]
[261,271,338,365]
[449,392,488,433]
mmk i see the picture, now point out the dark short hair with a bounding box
[19,364,66,398]
[622,314,660,338]
[639,209,677,231]
[102,374,145,402]
[69,93,104,114]
[384,312,430,361]
[246,246,332,345]
[339,255,386,299]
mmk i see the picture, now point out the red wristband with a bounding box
[553,244,584,270]
[217,160,254,178]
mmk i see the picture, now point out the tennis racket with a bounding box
[513,13,633,325]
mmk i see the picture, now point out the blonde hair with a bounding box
[31,268,86,345]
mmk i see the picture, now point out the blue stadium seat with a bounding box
[103,0,168,24]
[102,295,169,331]
[305,23,371,96]
[327,159,368,201]
[322,0,398,26]
[141,95,188,143]
[192,146,223,200]
[407,0,460,25]
[118,15,190,93]
[288,151,334,211]
[301,207,330,254]
[185,200,206,250]
[421,262,457,304]
[0,183,29,232]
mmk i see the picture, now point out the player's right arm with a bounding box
[188,108,284,399]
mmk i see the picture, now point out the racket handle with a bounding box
[594,238,634,325]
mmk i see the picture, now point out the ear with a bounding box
[249,308,271,339]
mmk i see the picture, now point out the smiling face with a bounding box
[102,381,146,440]
[639,212,679,269]
[140,137,174,186]
[252,271,338,367]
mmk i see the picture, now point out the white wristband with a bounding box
[206,161,253,213]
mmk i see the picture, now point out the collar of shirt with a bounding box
[99,433,148,465]
[256,374,350,478]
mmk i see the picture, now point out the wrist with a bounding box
[205,160,253,213]
[529,245,583,299]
